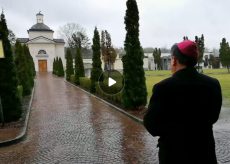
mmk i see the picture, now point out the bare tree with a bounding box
[71,32,90,49]
[58,23,90,49]
[8,29,16,45]
[101,30,117,70]
[101,30,106,59]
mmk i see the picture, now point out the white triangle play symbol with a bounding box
[108,77,116,87]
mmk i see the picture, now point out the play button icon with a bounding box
[108,77,116,87]
[98,70,124,95]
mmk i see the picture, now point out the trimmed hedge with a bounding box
[69,75,123,107]
[95,83,122,105]
[79,77,91,91]
[70,74,75,84]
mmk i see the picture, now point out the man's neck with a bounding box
[172,65,187,75]
[176,65,187,72]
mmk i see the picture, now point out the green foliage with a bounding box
[74,48,85,85]
[17,85,23,102]
[57,57,65,77]
[66,48,74,81]
[219,38,230,73]
[53,58,55,75]
[55,57,58,75]
[209,55,220,69]
[110,48,117,65]
[53,57,64,76]
[0,12,22,122]
[14,41,32,96]
[90,27,102,93]
[23,44,35,87]
[79,77,91,90]
[95,83,122,105]
[153,48,162,70]
[122,0,147,109]
[70,74,75,83]
[101,30,106,58]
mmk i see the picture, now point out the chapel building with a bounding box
[18,12,65,72]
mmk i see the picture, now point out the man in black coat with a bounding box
[143,40,222,164]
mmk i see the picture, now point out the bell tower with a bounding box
[36,11,43,23]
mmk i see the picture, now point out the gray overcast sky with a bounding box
[0,0,230,49]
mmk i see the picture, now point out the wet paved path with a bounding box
[0,73,229,164]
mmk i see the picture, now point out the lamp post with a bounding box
[0,35,5,127]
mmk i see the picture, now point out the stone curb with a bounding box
[0,82,36,147]
[65,80,144,124]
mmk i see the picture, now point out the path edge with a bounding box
[0,81,36,147]
[65,80,144,124]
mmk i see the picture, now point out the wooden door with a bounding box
[38,60,47,72]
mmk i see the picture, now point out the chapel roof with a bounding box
[36,11,43,16]
[17,37,65,44]
[28,23,54,32]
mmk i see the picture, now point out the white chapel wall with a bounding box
[28,43,56,72]
[29,31,54,40]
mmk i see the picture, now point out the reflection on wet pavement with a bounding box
[0,73,229,164]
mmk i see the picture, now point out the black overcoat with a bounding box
[144,67,222,164]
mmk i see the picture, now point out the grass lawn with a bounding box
[145,69,230,107]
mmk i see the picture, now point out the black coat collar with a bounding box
[173,67,198,78]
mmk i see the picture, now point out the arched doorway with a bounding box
[38,50,48,72]
[38,60,47,72]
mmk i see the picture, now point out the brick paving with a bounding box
[0,73,229,164]
[214,107,230,164]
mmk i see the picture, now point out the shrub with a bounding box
[17,85,23,102]
[65,49,74,81]
[58,57,65,77]
[70,74,75,83]
[95,83,123,105]
[15,42,32,96]
[79,77,91,91]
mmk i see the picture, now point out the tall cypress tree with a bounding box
[219,38,230,73]
[195,34,205,70]
[74,48,85,85]
[153,48,162,70]
[101,30,106,70]
[90,27,102,93]
[0,12,21,122]
[53,58,56,74]
[15,41,31,96]
[65,48,74,81]
[101,30,117,70]
[55,56,59,75]
[122,0,147,109]
[58,57,65,77]
[23,44,35,87]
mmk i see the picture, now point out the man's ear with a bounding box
[172,56,177,67]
